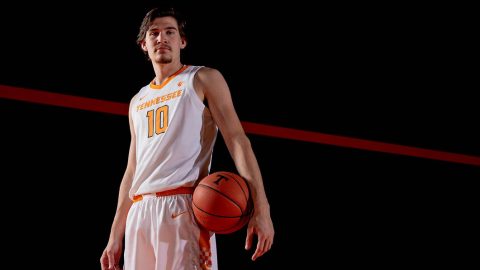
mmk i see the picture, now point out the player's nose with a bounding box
[156,33,168,44]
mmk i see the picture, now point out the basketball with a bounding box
[192,171,253,234]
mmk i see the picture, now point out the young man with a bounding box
[100,7,274,270]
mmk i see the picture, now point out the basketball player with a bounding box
[100,6,274,270]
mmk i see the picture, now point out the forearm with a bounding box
[226,134,270,213]
[109,170,134,240]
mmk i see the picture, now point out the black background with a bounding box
[1,1,478,269]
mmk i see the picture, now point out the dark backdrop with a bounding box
[1,1,478,269]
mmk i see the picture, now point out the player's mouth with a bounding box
[156,46,171,52]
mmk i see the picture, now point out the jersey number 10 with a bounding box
[146,105,169,138]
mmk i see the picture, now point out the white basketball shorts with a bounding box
[124,191,218,270]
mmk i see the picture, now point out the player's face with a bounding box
[142,16,186,64]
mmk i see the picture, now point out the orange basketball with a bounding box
[192,171,252,234]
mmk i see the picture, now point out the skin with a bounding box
[101,16,274,270]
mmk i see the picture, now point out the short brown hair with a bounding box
[136,7,187,46]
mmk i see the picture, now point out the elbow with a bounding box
[226,133,251,151]
[237,134,252,149]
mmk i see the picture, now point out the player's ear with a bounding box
[140,40,148,52]
[180,38,187,49]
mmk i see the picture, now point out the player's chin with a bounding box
[153,55,172,64]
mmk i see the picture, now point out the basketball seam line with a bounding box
[221,172,249,205]
[196,184,243,215]
[192,201,244,218]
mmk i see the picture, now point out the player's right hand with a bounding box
[100,239,123,270]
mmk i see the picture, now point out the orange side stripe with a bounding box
[198,228,212,270]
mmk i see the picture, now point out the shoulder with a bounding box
[193,67,231,102]
[129,93,138,104]
[127,94,138,115]
[194,67,226,87]
[128,86,146,111]
[130,85,149,103]
[196,66,222,79]
[129,87,143,105]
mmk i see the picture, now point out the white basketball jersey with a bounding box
[129,65,218,199]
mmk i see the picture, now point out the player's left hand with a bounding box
[245,208,274,261]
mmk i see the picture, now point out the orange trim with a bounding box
[198,228,212,270]
[150,65,189,90]
[132,186,195,202]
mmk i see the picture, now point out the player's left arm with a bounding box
[194,67,274,261]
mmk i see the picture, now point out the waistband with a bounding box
[132,186,195,203]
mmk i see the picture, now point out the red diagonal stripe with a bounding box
[0,84,128,115]
[241,122,480,167]
[2,84,480,167]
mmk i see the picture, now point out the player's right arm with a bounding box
[100,96,137,270]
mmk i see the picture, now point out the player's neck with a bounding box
[152,62,184,86]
